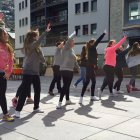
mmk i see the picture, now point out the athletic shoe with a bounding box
[56,102,62,109]
[117,90,124,94]
[79,97,83,104]
[113,89,118,94]
[132,87,140,91]
[12,98,18,108]
[90,96,99,101]
[97,88,102,100]
[73,85,77,88]
[14,111,20,118]
[33,108,44,113]
[48,91,54,96]
[26,98,34,104]
[126,85,131,93]
[3,114,15,122]
[65,100,75,105]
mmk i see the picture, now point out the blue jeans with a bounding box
[74,67,86,86]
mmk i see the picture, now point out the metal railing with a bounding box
[46,0,67,7]
[31,0,45,10]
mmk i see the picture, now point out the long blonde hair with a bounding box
[23,31,39,55]
[128,42,140,56]
[0,28,13,54]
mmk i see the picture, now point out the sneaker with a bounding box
[113,89,118,94]
[3,114,15,122]
[132,87,140,91]
[90,96,99,101]
[33,108,44,113]
[79,97,83,104]
[48,91,54,96]
[126,85,131,93]
[65,100,75,105]
[97,88,102,100]
[26,98,34,104]
[109,93,118,97]
[56,102,62,109]
[14,111,20,118]
[73,85,77,88]
[117,90,124,94]
[12,98,18,108]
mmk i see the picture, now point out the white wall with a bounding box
[14,0,30,57]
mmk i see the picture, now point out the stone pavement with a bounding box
[0,76,140,140]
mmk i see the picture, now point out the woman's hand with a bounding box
[46,22,51,32]
[3,73,10,80]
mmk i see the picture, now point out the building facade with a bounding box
[14,0,30,65]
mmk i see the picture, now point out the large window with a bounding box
[19,3,21,11]
[91,24,97,35]
[19,20,21,27]
[22,1,24,9]
[25,17,28,25]
[75,26,81,36]
[25,0,27,7]
[83,2,89,13]
[83,25,88,35]
[75,3,81,14]
[129,1,140,20]
[91,0,97,11]
[22,18,24,26]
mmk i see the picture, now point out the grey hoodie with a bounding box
[60,31,80,71]
[23,32,47,75]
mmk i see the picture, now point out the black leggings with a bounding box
[16,82,31,98]
[49,65,61,92]
[101,65,115,93]
[59,70,73,102]
[81,66,96,97]
[16,74,41,111]
[113,67,123,91]
[0,72,8,115]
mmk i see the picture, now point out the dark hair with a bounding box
[128,42,140,56]
[81,46,87,59]
[107,40,116,48]
[23,31,39,54]
[87,39,96,48]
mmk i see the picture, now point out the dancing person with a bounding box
[98,35,127,99]
[126,42,140,93]
[79,30,106,104]
[56,31,80,109]
[73,45,87,88]
[14,23,51,118]
[48,41,64,96]
[113,44,133,94]
[0,27,15,122]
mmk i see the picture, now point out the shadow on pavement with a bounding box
[74,102,100,119]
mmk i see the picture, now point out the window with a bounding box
[75,26,81,36]
[19,19,21,27]
[22,35,25,42]
[19,3,21,11]
[25,17,28,25]
[91,0,97,11]
[83,2,89,13]
[25,0,27,7]
[75,3,81,14]
[83,25,88,35]
[22,18,24,26]
[22,1,24,9]
[129,1,140,20]
[91,24,97,35]
[19,36,22,43]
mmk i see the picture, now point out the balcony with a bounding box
[46,15,68,26]
[46,0,68,7]
[45,35,68,46]
[31,0,45,12]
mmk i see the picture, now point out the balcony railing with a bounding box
[31,0,45,11]
[46,0,68,7]
[45,35,68,46]
[31,15,68,28]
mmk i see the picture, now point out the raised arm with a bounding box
[31,23,51,49]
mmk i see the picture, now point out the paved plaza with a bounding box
[0,75,140,140]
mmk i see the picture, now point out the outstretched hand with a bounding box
[46,22,51,32]
[123,31,128,37]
